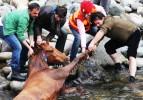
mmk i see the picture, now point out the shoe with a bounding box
[11,71,26,81]
[20,67,28,73]
[128,76,136,83]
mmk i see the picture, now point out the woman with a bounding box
[69,0,106,61]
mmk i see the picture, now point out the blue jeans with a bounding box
[70,26,98,61]
[3,34,22,71]
[70,28,81,61]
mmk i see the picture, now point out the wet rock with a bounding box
[66,1,80,18]
[0,3,15,17]
[61,19,71,34]
[138,7,143,18]
[41,29,49,38]
[0,52,12,61]
[64,33,93,55]
[124,6,132,12]
[139,0,143,3]
[0,75,9,89]
[63,34,74,54]
[122,86,131,91]
[6,71,11,80]
[109,0,125,16]
[10,81,25,91]
[120,0,137,7]
[93,37,114,65]
[130,2,142,11]
[115,0,121,3]
[136,58,143,67]
[128,13,143,28]
[1,40,11,52]
[0,90,13,100]
[0,0,2,5]
[1,66,11,76]
[10,0,28,9]
[2,0,10,4]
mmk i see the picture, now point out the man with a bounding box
[88,12,142,83]
[34,5,67,52]
[0,3,40,81]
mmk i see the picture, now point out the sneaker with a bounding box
[20,67,28,73]
[128,76,136,83]
[11,71,26,81]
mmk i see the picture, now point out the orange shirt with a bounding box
[69,8,96,32]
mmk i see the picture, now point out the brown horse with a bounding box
[14,42,88,100]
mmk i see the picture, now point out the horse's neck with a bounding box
[29,52,48,76]
[62,52,86,73]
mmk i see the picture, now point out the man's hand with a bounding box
[88,44,97,52]
[28,48,34,57]
[37,35,43,45]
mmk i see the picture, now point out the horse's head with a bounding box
[37,42,69,65]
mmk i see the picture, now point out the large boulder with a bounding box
[0,3,14,17]
[109,0,125,16]
[10,0,28,9]
[2,0,10,4]
[1,41,11,52]
[74,37,128,85]
[0,52,12,60]
[10,81,25,91]
[0,75,9,89]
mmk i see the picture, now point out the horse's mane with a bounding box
[28,45,50,76]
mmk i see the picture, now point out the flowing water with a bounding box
[1,63,143,100]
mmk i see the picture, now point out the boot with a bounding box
[128,76,136,83]
[11,71,26,81]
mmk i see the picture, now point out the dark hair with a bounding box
[28,3,40,11]
[55,5,67,18]
[90,12,105,24]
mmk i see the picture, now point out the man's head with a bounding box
[28,3,40,18]
[90,12,105,27]
[55,5,67,22]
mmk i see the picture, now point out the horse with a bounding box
[14,42,89,100]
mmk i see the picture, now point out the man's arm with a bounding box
[88,30,105,51]
[34,20,43,45]
[22,39,34,57]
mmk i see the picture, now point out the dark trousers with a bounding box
[47,30,67,52]
[105,29,141,58]
[19,44,28,70]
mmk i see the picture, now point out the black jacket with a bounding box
[34,6,66,36]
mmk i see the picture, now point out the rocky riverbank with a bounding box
[0,0,143,99]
